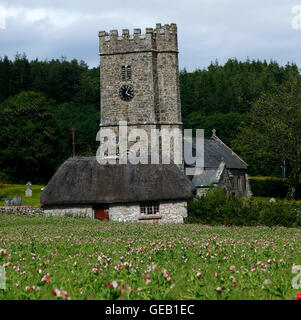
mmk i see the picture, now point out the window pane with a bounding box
[147,202,153,214]
[140,203,146,214]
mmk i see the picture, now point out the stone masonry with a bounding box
[99,23,183,163]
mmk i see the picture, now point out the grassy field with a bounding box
[0,215,300,300]
[0,184,44,206]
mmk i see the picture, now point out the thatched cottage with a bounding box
[41,158,194,223]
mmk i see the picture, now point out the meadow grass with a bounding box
[0,215,300,300]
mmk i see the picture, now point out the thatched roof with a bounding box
[41,157,194,205]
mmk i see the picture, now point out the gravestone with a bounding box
[12,195,21,206]
[4,199,11,206]
[25,181,32,197]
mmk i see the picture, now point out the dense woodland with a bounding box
[0,54,300,184]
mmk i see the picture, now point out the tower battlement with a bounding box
[99,23,178,55]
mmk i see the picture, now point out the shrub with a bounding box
[186,187,301,227]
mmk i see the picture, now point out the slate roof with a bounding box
[41,157,195,206]
[185,137,247,170]
[191,169,218,187]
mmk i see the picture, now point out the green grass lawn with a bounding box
[251,196,301,205]
[0,184,44,207]
[0,215,300,300]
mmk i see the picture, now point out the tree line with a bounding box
[0,54,300,196]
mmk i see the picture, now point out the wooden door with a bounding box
[94,207,109,221]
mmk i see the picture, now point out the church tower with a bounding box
[98,23,182,161]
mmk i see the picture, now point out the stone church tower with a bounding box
[98,23,182,162]
[40,23,194,223]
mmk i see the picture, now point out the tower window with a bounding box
[121,66,126,81]
[127,66,132,81]
[121,65,132,81]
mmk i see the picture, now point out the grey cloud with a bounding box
[0,0,301,70]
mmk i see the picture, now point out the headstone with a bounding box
[12,195,21,206]
[4,199,11,206]
[25,181,32,197]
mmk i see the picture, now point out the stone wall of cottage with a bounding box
[43,205,93,218]
[109,200,187,224]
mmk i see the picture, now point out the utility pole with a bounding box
[72,127,75,157]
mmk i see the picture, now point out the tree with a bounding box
[233,80,301,199]
[0,91,66,183]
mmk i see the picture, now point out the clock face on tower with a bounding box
[119,84,134,101]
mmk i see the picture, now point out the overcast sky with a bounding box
[0,0,301,71]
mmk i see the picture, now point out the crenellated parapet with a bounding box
[99,23,178,55]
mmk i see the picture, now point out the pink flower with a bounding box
[216,286,222,293]
[52,288,69,299]
[3,262,12,268]
[41,274,51,283]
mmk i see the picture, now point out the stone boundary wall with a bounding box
[0,206,43,215]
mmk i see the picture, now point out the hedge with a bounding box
[186,187,301,227]
[249,178,301,199]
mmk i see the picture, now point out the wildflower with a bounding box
[52,288,69,299]
[145,279,151,286]
[264,279,271,285]
[3,262,12,268]
[216,286,222,293]
[41,274,51,283]
[112,280,118,289]
[296,293,301,301]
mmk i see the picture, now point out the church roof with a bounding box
[185,136,247,170]
[41,157,194,206]
[191,160,227,187]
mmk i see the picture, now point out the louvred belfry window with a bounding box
[127,66,131,80]
[121,66,126,81]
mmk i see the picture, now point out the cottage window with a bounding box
[140,203,146,214]
[140,202,160,215]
